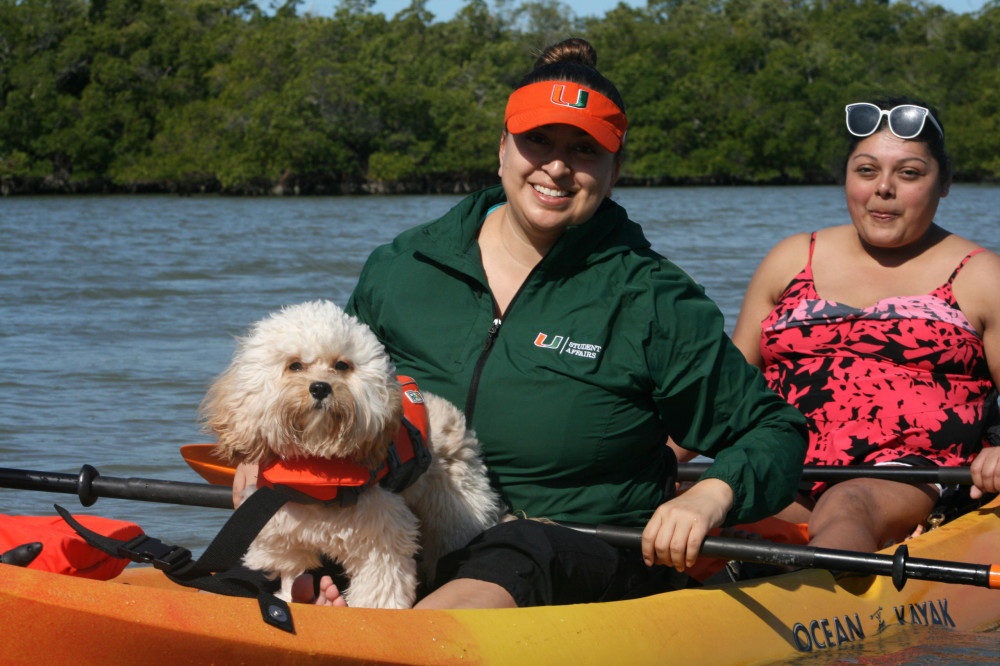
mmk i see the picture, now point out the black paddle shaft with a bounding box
[562,522,996,590]
[2,464,995,591]
[0,465,233,509]
[678,463,974,485]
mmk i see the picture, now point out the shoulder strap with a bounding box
[806,231,817,268]
[946,248,987,285]
[380,376,432,493]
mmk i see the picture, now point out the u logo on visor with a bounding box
[551,85,589,109]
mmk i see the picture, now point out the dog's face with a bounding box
[202,300,402,469]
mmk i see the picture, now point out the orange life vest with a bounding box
[257,376,431,506]
[0,513,144,579]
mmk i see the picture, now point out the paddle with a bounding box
[2,462,997,591]
[678,462,974,485]
[179,443,978,487]
[0,464,233,510]
[563,522,1000,591]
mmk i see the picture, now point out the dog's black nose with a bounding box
[309,382,332,400]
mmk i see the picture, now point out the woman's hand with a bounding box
[641,478,734,571]
[233,461,260,508]
[970,447,1000,499]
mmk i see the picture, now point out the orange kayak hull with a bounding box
[2,495,999,665]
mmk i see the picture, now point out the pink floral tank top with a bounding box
[760,234,993,497]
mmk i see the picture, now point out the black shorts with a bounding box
[427,519,698,607]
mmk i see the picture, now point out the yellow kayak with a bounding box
[2,494,998,665]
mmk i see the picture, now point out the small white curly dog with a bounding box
[202,300,504,608]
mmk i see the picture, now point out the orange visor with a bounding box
[504,80,628,152]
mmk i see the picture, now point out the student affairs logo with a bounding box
[534,332,603,360]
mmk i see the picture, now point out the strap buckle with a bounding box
[118,534,192,572]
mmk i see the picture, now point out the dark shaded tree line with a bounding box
[1,0,998,194]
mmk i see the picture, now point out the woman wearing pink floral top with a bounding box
[732,97,1000,553]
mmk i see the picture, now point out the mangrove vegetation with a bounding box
[2,0,999,194]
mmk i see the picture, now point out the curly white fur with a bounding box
[202,300,504,608]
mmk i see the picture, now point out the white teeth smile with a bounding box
[534,184,569,197]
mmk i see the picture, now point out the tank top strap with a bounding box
[802,232,818,275]
[946,248,987,285]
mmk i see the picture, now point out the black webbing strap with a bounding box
[55,486,298,633]
[379,416,432,494]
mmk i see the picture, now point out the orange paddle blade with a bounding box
[180,444,235,486]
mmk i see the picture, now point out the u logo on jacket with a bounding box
[534,332,564,349]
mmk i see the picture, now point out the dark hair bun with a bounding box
[534,38,598,71]
[517,38,624,114]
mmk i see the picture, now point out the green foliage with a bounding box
[1,0,999,193]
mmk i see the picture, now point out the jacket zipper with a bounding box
[464,314,502,426]
[464,262,540,425]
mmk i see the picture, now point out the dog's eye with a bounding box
[334,361,351,372]
[288,361,304,372]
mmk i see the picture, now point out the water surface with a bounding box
[2,185,998,661]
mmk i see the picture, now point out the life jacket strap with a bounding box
[55,486,297,633]
[115,533,192,572]
[378,415,432,494]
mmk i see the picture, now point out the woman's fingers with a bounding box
[640,513,661,567]
[971,448,1000,499]
[669,516,705,571]
[642,501,709,571]
[642,478,735,570]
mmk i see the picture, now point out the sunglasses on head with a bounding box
[845,103,944,140]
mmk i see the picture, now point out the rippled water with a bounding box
[2,185,998,660]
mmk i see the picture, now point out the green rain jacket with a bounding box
[348,185,807,528]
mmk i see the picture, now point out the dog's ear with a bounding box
[200,369,273,464]
[347,378,405,470]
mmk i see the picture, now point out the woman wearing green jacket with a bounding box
[275,38,808,609]
[316,38,808,610]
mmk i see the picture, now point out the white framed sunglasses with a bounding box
[845,103,944,139]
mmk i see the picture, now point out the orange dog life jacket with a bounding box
[257,376,431,506]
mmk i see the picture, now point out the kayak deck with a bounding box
[2,496,998,665]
